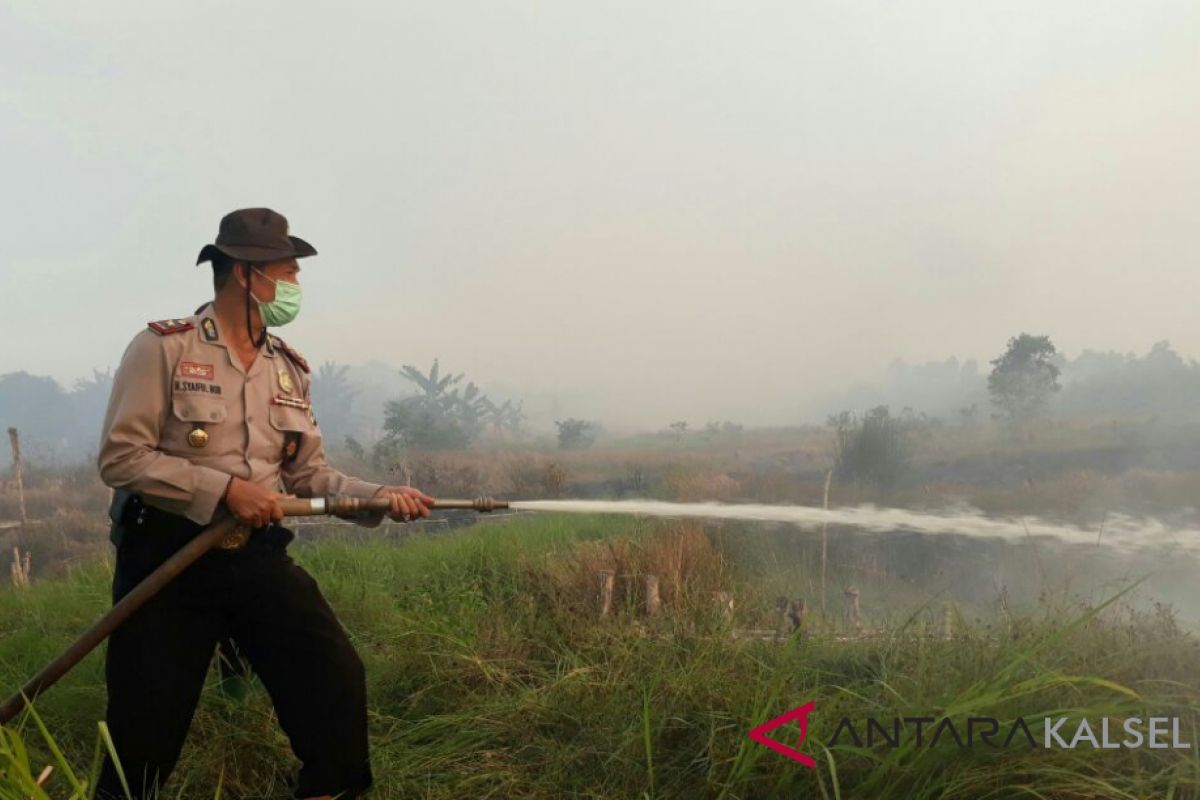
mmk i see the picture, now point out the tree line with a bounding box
[4,335,1200,462]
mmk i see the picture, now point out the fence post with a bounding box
[942,602,955,640]
[821,470,831,617]
[643,574,661,616]
[10,546,30,588]
[597,570,614,618]
[7,428,27,526]
[774,596,807,639]
[792,598,808,634]
[843,586,862,634]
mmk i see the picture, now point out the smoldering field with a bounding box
[7,409,1200,620]
[5,402,1200,797]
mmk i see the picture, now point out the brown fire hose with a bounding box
[0,496,507,725]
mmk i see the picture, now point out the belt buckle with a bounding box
[217,526,252,551]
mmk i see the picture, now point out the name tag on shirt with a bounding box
[179,361,216,380]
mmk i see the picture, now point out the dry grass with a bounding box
[554,523,731,612]
[8,415,1200,590]
[5,514,1200,799]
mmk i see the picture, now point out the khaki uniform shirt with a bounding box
[98,303,383,526]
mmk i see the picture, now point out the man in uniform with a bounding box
[95,208,432,799]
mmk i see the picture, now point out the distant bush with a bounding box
[704,421,744,438]
[828,406,916,491]
[375,359,523,458]
[556,418,596,450]
[380,398,474,451]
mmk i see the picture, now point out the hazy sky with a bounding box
[2,1,1198,428]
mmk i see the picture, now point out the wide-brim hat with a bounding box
[196,207,317,265]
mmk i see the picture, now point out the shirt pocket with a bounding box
[164,394,228,454]
[269,404,317,464]
[172,394,228,424]
[268,404,312,434]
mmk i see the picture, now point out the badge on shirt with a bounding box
[272,394,311,410]
[282,431,301,462]
[201,318,219,342]
[180,361,215,380]
[187,424,209,448]
[277,369,295,395]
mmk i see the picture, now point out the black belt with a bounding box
[116,494,294,552]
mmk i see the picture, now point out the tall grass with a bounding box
[2,513,1198,798]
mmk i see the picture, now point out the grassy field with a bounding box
[2,512,1199,798]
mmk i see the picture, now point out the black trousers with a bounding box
[96,504,373,799]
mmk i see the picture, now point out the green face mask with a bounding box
[250,268,302,327]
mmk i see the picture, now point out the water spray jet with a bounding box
[507,499,1200,558]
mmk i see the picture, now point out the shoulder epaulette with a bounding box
[269,335,309,373]
[147,318,194,336]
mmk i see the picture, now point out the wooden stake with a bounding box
[790,598,808,634]
[820,470,831,617]
[775,597,791,640]
[714,591,734,623]
[7,428,26,526]
[10,545,31,588]
[643,574,661,616]
[776,597,807,636]
[597,570,614,618]
[843,586,862,633]
[942,602,955,640]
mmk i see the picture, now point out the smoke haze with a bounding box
[3,1,1199,428]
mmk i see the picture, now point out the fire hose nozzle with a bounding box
[277,496,509,517]
[451,496,508,512]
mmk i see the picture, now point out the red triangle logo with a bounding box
[747,701,816,768]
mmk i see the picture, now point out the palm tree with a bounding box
[399,359,463,408]
[487,399,525,434]
[387,358,523,448]
[311,362,359,441]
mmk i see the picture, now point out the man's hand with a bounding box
[223,477,284,528]
[375,486,435,522]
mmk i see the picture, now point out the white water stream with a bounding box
[509,500,1199,558]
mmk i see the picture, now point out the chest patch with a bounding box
[272,394,311,410]
[174,380,222,395]
[283,431,301,462]
[179,361,215,380]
